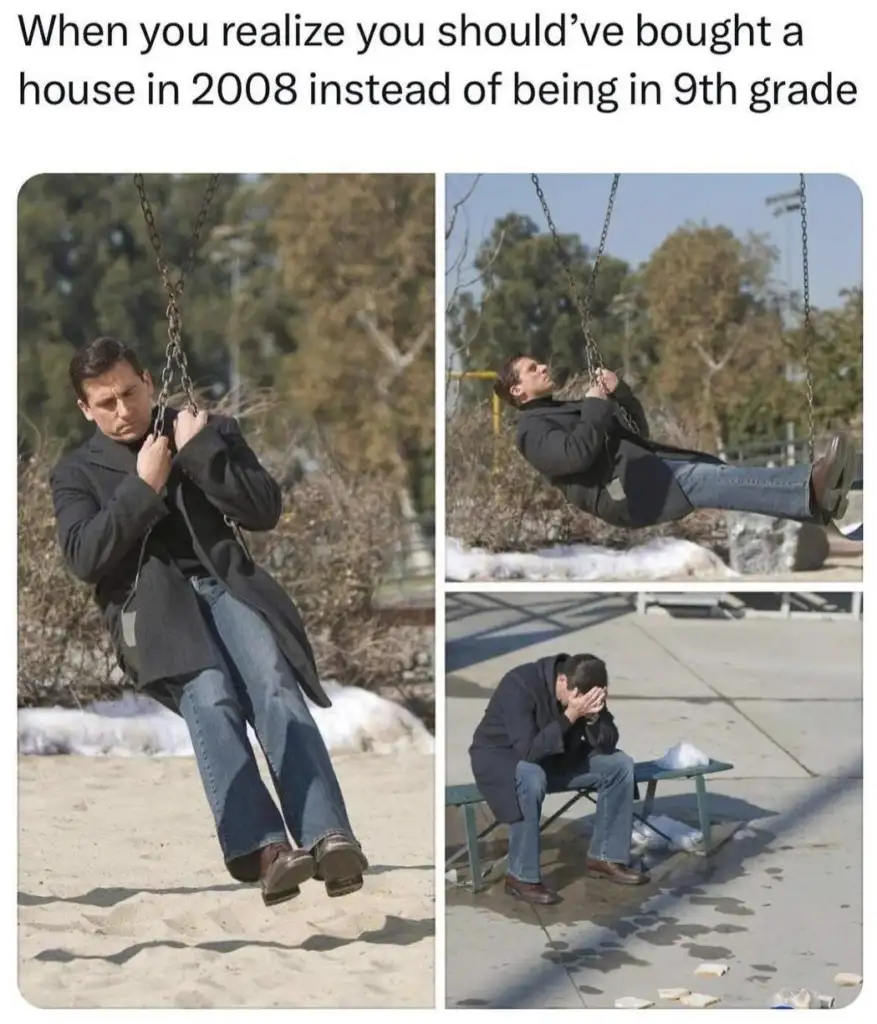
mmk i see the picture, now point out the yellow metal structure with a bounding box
[448,370,502,435]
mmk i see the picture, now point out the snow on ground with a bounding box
[446,536,734,582]
[18,681,434,758]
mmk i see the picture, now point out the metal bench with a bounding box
[445,758,734,892]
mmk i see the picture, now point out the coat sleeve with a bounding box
[518,398,616,477]
[173,416,282,532]
[50,460,170,585]
[612,380,650,438]
[501,677,575,764]
[584,708,619,754]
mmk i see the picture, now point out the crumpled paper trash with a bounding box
[614,996,654,1009]
[655,742,711,770]
[681,992,720,1008]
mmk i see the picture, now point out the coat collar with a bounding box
[85,406,177,473]
[517,396,579,417]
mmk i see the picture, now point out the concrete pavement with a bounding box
[444,593,863,1009]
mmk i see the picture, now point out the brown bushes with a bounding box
[445,398,727,557]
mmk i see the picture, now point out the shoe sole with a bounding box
[586,868,650,886]
[504,887,562,905]
[818,436,850,515]
[261,855,317,908]
[833,445,858,521]
[821,443,857,522]
[318,847,367,898]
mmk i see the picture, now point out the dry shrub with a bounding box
[446,392,728,557]
[18,444,120,708]
[18,406,431,709]
[247,471,412,690]
[445,406,578,551]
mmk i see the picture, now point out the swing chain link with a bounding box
[133,174,221,440]
[531,173,638,433]
[798,173,815,463]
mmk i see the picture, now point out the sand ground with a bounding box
[18,751,434,1008]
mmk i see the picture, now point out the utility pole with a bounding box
[766,184,804,465]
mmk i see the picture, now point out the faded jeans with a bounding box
[175,576,355,865]
[508,752,636,884]
[664,459,813,522]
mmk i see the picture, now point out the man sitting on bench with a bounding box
[469,653,648,906]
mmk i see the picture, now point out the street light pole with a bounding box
[766,185,804,464]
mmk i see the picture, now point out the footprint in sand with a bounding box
[80,898,171,937]
[303,907,389,942]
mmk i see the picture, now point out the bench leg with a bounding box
[462,804,485,892]
[642,779,658,821]
[540,791,587,834]
[694,775,713,854]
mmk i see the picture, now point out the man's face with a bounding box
[77,361,155,443]
[511,357,555,404]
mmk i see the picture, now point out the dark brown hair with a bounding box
[557,653,608,693]
[69,337,147,403]
[492,353,526,407]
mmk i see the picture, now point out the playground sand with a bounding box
[18,751,434,1008]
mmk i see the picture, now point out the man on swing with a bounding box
[50,337,368,908]
[494,354,856,529]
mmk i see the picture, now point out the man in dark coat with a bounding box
[494,354,856,529]
[470,653,646,905]
[50,337,368,908]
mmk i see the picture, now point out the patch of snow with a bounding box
[446,536,734,582]
[18,681,434,758]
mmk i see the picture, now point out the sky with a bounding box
[445,173,862,310]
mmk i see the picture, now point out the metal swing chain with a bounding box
[798,173,815,463]
[133,173,221,439]
[531,173,639,433]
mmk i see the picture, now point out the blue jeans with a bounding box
[664,459,813,521]
[508,752,635,884]
[175,576,355,866]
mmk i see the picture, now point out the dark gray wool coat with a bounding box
[50,408,330,713]
[469,654,620,824]
[516,381,723,528]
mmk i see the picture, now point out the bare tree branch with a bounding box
[692,332,744,375]
[355,308,432,382]
[445,174,482,242]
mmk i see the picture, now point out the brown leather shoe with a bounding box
[259,843,317,907]
[832,439,858,521]
[504,875,563,905]
[585,857,650,885]
[810,433,853,521]
[312,833,368,898]
[228,842,316,906]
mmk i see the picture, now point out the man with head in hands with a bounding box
[470,652,646,905]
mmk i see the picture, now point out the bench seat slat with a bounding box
[446,759,733,807]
